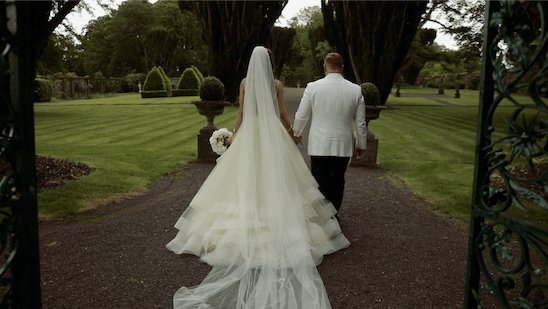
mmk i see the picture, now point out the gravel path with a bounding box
[39,88,469,308]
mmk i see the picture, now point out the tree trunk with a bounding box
[322,0,427,104]
[180,1,287,103]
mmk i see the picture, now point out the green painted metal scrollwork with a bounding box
[466,1,548,308]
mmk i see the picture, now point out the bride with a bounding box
[166,46,350,309]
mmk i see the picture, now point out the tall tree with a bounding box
[80,1,207,77]
[29,0,82,76]
[322,0,427,104]
[397,26,439,85]
[107,1,154,75]
[179,1,288,102]
[36,34,68,75]
[282,5,328,86]
[426,0,484,59]
[81,15,116,76]
[267,27,296,79]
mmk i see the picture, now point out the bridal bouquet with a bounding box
[209,128,233,155]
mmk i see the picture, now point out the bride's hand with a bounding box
[292,135,303,145]
[226,135,234,146]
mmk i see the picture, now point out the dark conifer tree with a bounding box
[322,0,427,104]
[267,27,297,79]
[179,1,288,102]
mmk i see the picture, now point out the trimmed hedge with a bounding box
[178,68,200,91]
[199,76,224,101]
[157,66,172,96]
[360,82,381,106]
[172,89,199,97]
[34,78,54,102]
[191,65,204,83]
[143,67,166,91]
[140,90,168,98]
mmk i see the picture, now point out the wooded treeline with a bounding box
[34,0,491,103]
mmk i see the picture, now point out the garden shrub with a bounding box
[172,89,199,96]
[515,87,530,95]
[199,76,224,101]
[466,72,481,90]
[126,72,147,92]
[425,81,437,88]
[34,78,54,102]
[178,68,200,91]
[143,67,166,91]
[157,66,172,96]
[140,90,168,98]
[191,65,205,83]
[444,82,455,89]
[360,82,381,105]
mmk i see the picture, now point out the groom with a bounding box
[292,52,367,220]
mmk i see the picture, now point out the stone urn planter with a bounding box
[193,77,230,163]
[350,105,389,167]
[351,82,388,167]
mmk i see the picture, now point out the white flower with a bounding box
[209,128,233,155]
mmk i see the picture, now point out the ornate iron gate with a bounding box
[0,1,42,308]
[466,1,548,308]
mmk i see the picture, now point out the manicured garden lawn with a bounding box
[36,87,546,224]
[374,87,544,223]
[34,94,238,217]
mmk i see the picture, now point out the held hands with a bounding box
[292,135,303,145]
[355,148,365,160]
[226,134,234,146]
[288,128,303,145]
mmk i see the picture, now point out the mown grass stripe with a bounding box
[34,97,238,217]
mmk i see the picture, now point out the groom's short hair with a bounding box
[325,53,343,70]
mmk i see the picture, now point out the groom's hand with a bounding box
[355,148,365,160]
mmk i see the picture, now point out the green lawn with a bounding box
[35,88,546,224]
[372,89,543,222]
[34,94,238,217]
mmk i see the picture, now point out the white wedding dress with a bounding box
[166,46,350,309]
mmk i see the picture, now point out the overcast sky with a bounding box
[65,0,457,50]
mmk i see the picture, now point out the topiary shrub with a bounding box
[34,78,54,102]
[360,82,381,105]
[191,65,205,83]
[141,67,168,98]
[143,67,165,91]
[178,68,200,90]
[199,76,224,101]
[157,66,172,96]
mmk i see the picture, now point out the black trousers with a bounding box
[310,156,350,212]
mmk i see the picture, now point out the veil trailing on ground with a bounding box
[166,46,349,309]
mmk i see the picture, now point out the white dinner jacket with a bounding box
[293,73,367,157]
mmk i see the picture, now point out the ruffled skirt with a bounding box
[166,118,350,309]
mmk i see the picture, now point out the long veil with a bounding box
[167,46,348,309]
